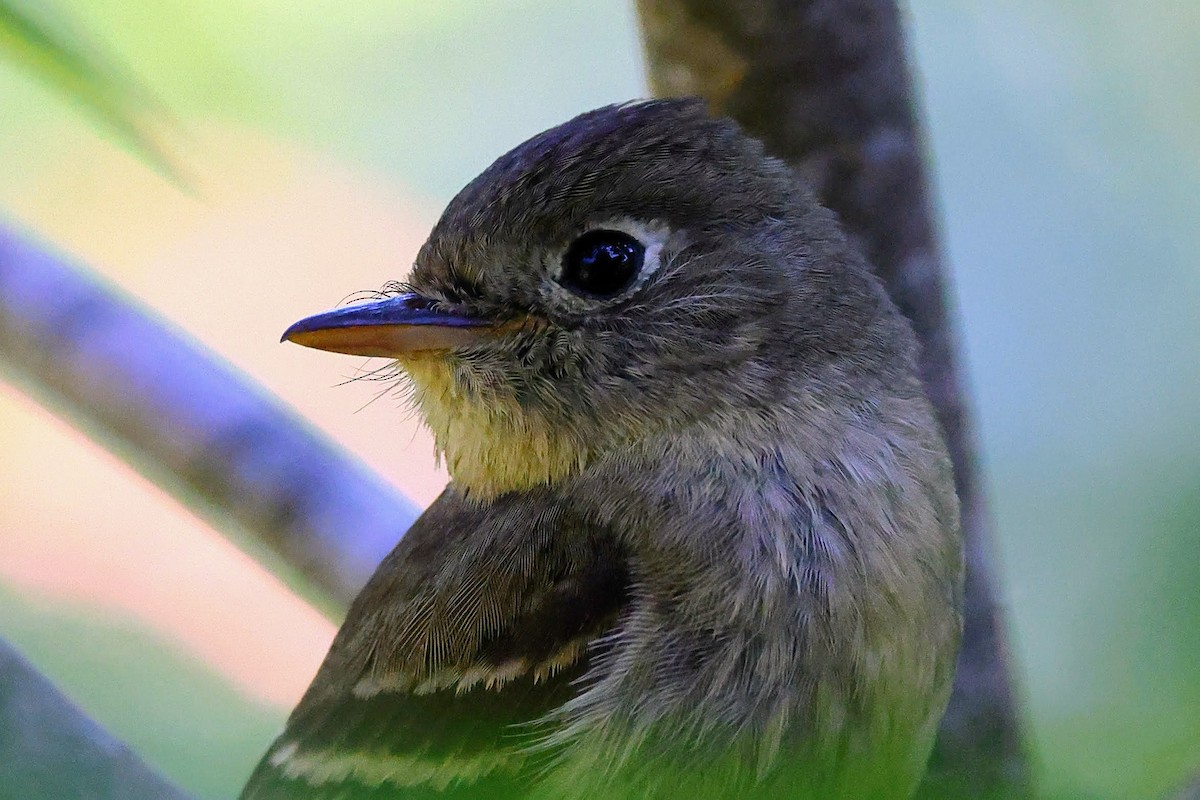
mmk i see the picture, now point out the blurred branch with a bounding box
[0,0,184,184]
[636,0,1030,796]
[0,636,193,800]
[0,222,418,615]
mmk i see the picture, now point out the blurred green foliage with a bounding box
[0,0,177,178]
[909,4,1200,796]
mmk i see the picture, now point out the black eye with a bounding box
[560,229,645,297]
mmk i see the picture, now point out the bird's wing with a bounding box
[240,486,629,799]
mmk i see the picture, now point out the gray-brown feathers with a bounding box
[242,99,962,799]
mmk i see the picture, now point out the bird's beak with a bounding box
[281,293,494,357]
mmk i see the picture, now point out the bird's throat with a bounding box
[402,357,593,498]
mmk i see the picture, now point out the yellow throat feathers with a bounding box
[402,355,593,498]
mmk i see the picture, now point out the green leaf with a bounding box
[0,0,185,184]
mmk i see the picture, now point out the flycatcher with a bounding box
[242,98,963,799]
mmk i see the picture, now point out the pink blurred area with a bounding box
[0,121,451,709]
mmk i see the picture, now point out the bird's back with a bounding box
[240,486,630,799]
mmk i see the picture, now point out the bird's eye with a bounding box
[559,229,645,297]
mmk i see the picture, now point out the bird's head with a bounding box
[285,99,912,497]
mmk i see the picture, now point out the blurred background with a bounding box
[0,1,1197,798]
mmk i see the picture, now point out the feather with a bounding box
[240,487,629,799]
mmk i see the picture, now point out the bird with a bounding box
[241,98,963,800]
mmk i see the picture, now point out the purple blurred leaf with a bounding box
[0,221,419,614]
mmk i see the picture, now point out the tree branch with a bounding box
[0,221,418,614]
[0,636,193,800]
[636,1,1029,796]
